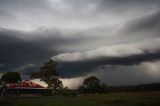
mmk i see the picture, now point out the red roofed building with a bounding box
[6,80,44,88]
[5,80,51,96]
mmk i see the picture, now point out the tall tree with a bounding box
[31,59,63,92]
[31,59,58,84]
[1,72,21,83]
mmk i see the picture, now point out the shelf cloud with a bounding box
[0,0,160,86]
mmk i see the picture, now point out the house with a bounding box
[5,80,52,96]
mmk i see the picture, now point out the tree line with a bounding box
[1,59,160,96]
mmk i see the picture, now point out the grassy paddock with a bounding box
[1,91,160,106]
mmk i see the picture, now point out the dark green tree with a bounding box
[48,77,63,94]
[31,59,58,84]
[80,76,102,93]
[31,59,63,93]
[48,78,63,90]
[1,72,21,83]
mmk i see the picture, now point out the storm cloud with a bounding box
[0,0,160,86]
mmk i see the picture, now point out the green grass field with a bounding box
[1,91,160,106]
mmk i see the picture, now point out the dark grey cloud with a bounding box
[0,27,92,75]
[0,30,53,71]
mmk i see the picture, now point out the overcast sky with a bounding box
[0,0,160,88]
